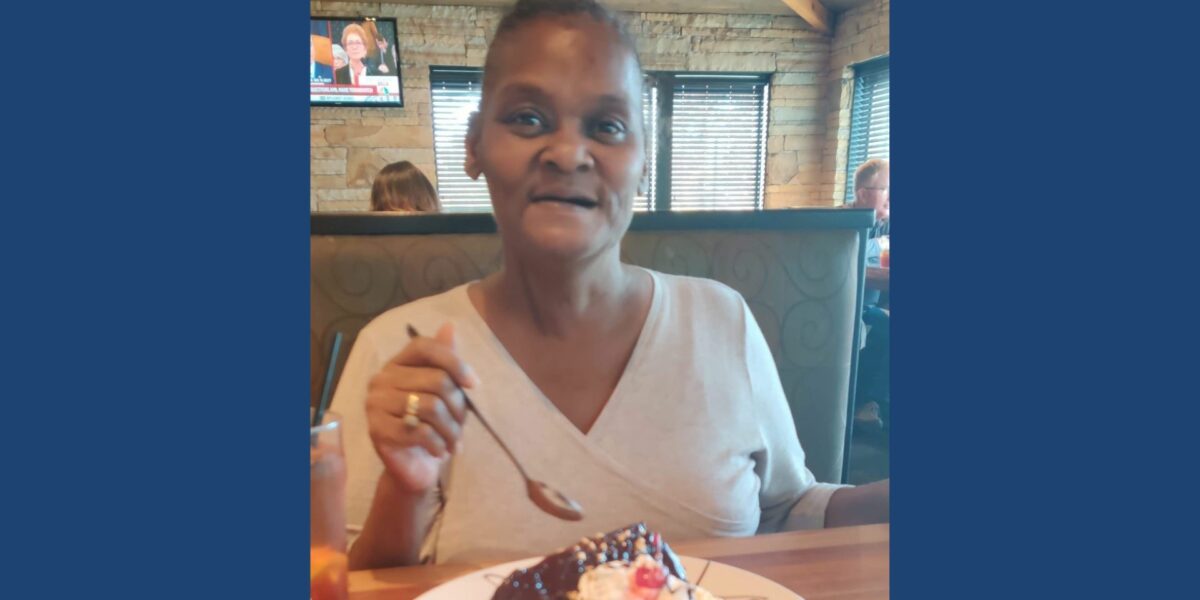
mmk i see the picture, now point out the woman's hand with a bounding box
[365,322,478,494]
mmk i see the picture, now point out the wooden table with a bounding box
[348,524,888,599]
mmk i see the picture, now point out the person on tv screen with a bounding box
[365,21,399,75]
[369,161,440,213]
[335,23,373,86]
[332,44,349,72]
[311,36,334,84]
[371,36,398,75]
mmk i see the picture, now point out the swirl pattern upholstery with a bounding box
[311,210,871,483]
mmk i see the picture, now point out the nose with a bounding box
[540,124,594,174]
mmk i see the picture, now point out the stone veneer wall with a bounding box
[311,1,889,211]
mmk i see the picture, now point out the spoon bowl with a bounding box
[527,479,584,521]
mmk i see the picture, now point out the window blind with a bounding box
[667,75,768,211]
[845,57,890,204]
[430,67,491,213]
[636,81,658,212]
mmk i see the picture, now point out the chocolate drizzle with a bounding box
[491,523,689,600]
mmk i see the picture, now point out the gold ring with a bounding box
[404,393,421,430]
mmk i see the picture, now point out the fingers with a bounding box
[434,322,457,349]
[412,392,462,454]
[408,420,449,458]
[390,324,480,391]
[366,396,452,458]
[371,365,467,424]
[369,413,447,459]
[366,371,467,458]
[364,322,480,467]
[367,384,463,454]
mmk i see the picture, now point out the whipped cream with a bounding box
[572,554,715,600]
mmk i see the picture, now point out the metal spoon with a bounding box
[406,324,584,521]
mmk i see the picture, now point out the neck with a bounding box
[485,248,638,338]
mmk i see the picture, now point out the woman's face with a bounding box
[344,33,367,62]
[466,16,646,263]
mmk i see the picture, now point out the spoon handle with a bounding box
[459,390,530,480]
[405,325,529,480]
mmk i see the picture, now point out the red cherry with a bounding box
[635,565,667,589]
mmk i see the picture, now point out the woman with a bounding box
[334,0,888,570]
[334,24,371,85]
[369,161,440,213]
[331,44,348,72]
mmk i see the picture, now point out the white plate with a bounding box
[416,554,803,599]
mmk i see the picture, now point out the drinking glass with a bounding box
[311,411,348,600]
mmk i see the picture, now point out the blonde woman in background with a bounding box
[369,161,441,213]
[335,24,372,85]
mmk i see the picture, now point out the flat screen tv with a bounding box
[311,17,403,107]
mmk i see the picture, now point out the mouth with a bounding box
[530,195,599,209]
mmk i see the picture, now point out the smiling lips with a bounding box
[530,194,599,209]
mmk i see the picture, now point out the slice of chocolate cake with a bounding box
[491,523,712,600]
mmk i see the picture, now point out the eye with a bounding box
[591,118,627,142]
[504,109,548,135]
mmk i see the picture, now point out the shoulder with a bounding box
[650,269,748,317]
[644,270,752,352]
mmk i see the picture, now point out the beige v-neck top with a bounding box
[332,269,846,564]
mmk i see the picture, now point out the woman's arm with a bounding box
[740,294,889,530]
[824,479,889,527]
[348,473,437,569]
[739,297,843,532]
[334,323,474,569]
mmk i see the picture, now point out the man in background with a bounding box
[854,158,890,232]
[851,158,890,431]
[365,21,399,75]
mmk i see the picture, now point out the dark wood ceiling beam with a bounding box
[779,0,832,34]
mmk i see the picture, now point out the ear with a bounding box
[464,111,483,180]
